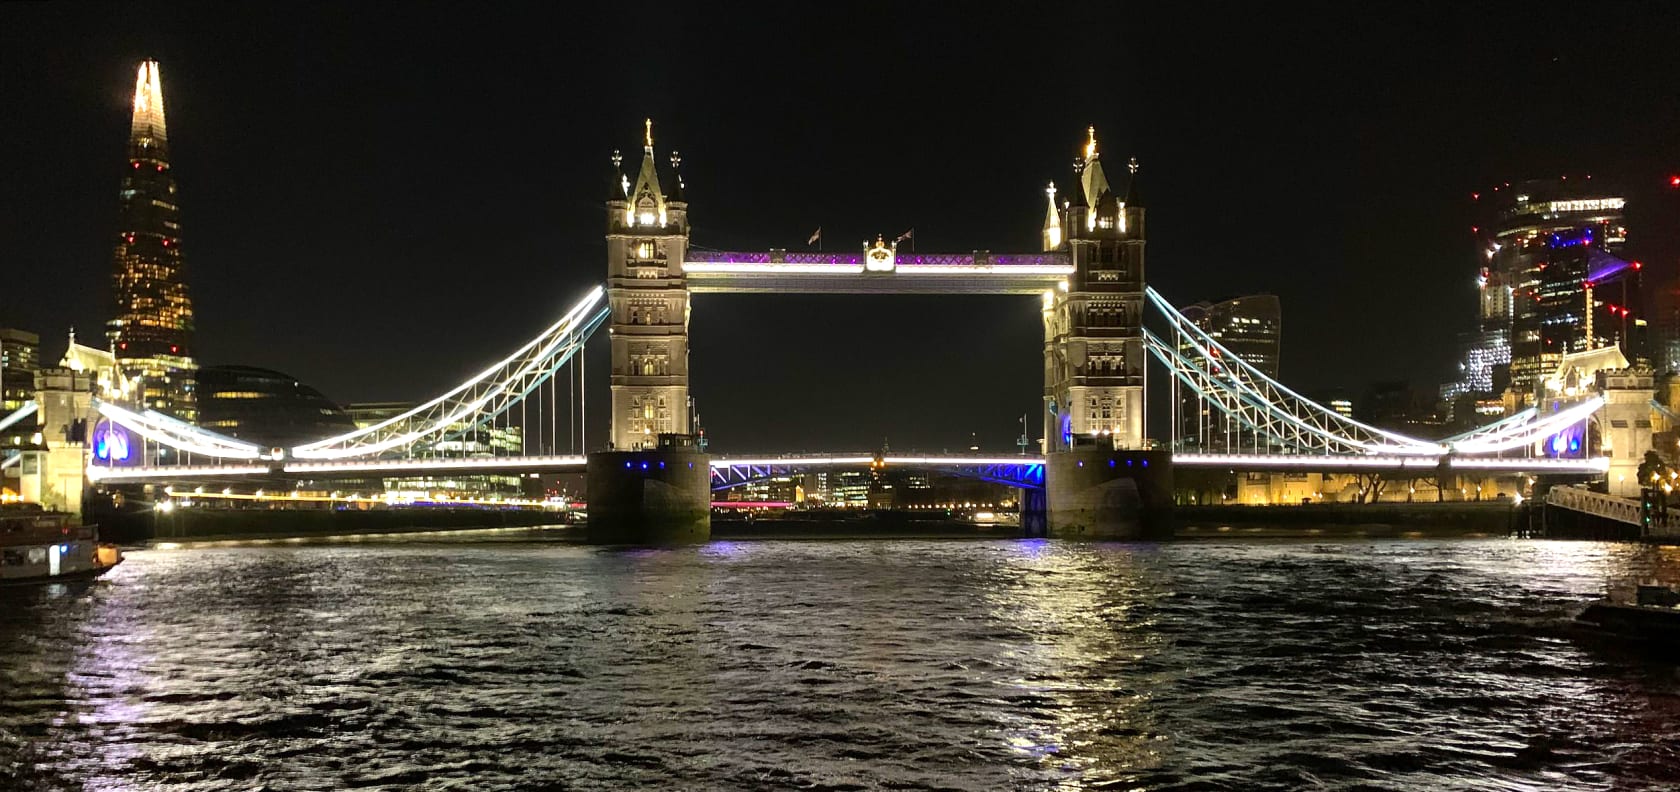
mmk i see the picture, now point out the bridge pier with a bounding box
[585,435,710,544]
[1045,447,1173,539]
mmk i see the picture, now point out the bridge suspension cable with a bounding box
[91,400,265,459]
[289,285,609,460]
[1146,287,1604,460]
[0,401,38,433]
[1145,287,1444,455]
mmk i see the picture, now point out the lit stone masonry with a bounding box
[606,120,693,450]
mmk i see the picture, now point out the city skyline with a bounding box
[3,5,1677,453]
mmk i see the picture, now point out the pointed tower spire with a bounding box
[1080,124,1111,207]
[130,60,168,154]
[1042,182,1063,250]
[628,118,668,226]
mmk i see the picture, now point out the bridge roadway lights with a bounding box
[1046,448,1174,539]
[585,447,711,544]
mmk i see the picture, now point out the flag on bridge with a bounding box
[807,227,822,246]
[894,228,914,244]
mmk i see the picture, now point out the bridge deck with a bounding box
[90,452,1609,484]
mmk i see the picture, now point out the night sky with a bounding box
[4,4,1678,454]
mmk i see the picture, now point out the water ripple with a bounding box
[2,537,1678,790]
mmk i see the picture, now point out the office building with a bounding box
[0,329,40,413]
[1177,294,1282,450]
[1469,178,1633,407]
[1181,295,1282,377]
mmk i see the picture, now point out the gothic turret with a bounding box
[1042,182,1063,251]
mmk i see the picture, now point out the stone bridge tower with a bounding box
[1042,127,1147,452]
[1039,128,1171,539]
[606,120,691,451]
[589,121,710,545]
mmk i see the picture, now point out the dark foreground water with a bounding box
[4,535,1680,791]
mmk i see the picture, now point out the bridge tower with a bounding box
[1598,365,1657,498]
[606,120,692,451]
[1040,128,1172,537]
[19,368,97,515]
[588,121,709,543]
[1043,127,1146,451]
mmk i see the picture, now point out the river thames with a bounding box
[2,535,1678,790]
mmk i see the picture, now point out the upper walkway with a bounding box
[682,250,1072,294]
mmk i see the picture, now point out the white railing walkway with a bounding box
[1546,485,1680,538]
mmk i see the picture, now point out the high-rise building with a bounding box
[1181,295,1282,377]
[1469,179,1633,407]
[1651,277,1680,374]
[1176,296,1281,450]
[0,328,41,413]
[107,60,197,420]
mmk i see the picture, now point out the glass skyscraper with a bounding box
[107,60,197,420]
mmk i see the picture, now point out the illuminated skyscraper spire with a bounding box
[131,60,167,153]
[108,59,197,420]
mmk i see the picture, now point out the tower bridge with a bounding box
[23,123,1639,542]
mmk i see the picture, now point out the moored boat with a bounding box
[1573,583,1680,646]
[0,505,123,587]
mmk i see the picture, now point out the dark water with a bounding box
[4,535,1680,791]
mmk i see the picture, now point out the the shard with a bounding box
[107,59,197,420]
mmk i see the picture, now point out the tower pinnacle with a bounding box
[1042,182,1062,250]
[130,60,168,153]
[628,120,668,224]
[1080,125,1111,207]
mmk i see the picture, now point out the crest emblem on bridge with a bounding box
[864,236,896,272]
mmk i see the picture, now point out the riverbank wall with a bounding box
[99,507,567,545]
[1174,501,1519,538]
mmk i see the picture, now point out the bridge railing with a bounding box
[1546,484,1680,536]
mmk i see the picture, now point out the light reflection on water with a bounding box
[2,536,1678,790]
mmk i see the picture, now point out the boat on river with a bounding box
[0,505,123,587]
[1573,583,1680,646]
